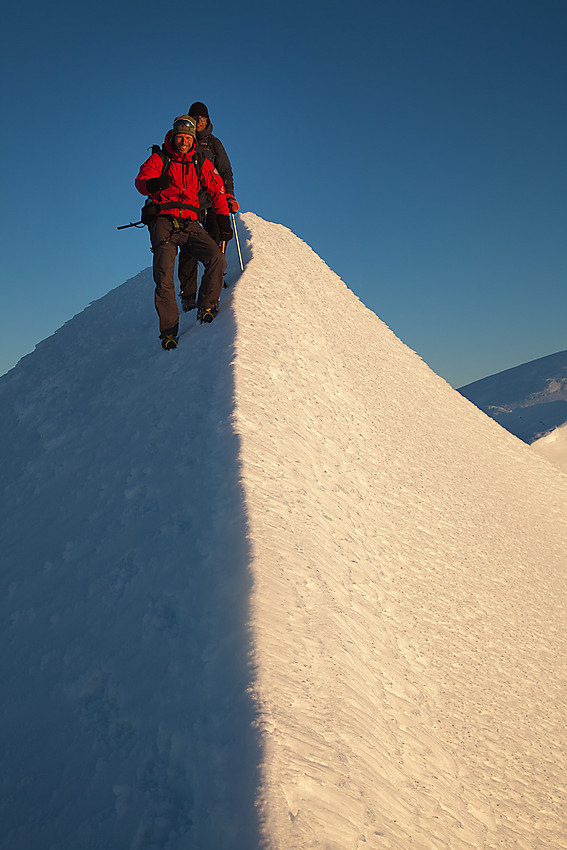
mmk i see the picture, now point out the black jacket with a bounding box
[195,120,235,209]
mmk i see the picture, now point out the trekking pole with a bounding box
[231,213,244,271]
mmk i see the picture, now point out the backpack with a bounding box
[140,144,206,225]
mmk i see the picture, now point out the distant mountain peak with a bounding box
[458,348,567,442]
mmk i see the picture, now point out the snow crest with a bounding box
[0,212,565,849]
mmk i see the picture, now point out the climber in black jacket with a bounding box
[179,101,239,310]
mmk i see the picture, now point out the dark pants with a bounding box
[149,215,226,335]
[179,208,222,298]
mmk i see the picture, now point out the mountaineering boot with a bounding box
[197,305,218,324]
[161,333,178,350]
[181,292,196,312]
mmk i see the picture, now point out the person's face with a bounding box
[174,133,194,154]
[196,115,208,132]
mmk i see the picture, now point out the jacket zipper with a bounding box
[181,155,187,204]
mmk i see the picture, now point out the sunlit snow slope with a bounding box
[0,212,566,850]
[533,419,567,473]
[232,215,566,849]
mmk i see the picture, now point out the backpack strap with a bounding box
[192,146,205,183]
[151,145,172,175]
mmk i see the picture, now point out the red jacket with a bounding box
[135,131,229,220]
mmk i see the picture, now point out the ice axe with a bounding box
[117,219,144,230]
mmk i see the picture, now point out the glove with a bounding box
[145,173,171,194]
[217,213,233,242]
[226,194,239,213]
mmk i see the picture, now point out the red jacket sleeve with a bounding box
[200,159,230,215]
[135,153,164,196]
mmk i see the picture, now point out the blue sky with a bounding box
[1,0,565,386]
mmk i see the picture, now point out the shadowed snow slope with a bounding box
[1,212,566,850]
[0,249,260,849]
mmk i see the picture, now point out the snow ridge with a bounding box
[1,212,566,849]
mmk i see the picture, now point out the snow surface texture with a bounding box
[458,349,567,444]
[1,212,566,849]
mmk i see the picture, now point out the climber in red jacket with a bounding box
[135,115,233,347]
